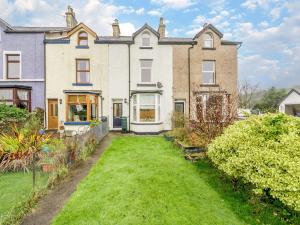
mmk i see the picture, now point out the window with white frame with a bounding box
[132,93,160,123]
[203,33,213,48]
[5,53,21,79]
[202,61,215,84]
[140,59,152,82]
[141,32,150,47]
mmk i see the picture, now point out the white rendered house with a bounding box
[98,21,173,133]
[279,88,300,117]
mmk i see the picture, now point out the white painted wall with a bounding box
[46,28,109,131]
[131,28,173,132]
[108,27,173,133]
[279,91,300,113]
[108,44,129,130]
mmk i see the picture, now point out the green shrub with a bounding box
[0,104,29,134]
[208,113,300,212]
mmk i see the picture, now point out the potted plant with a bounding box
[40,155,56,173]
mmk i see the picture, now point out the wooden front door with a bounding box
[48,99,58,129]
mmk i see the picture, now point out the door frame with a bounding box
[47,98,59,130]
[111,99,123,129]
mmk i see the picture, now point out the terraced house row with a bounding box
[0,6,241,134]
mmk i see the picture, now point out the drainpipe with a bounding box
[188,43,194,119]
[128,43,131,132]
[43,32,47,128]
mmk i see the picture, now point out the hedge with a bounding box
[208,113,300,211]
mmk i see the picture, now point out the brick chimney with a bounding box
[158,17,165,38]
[112,19,120,37]
[65,5,78,28]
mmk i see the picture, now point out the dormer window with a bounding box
[203,33,213,48]
[142,32,150,47]
[78,31,88,46]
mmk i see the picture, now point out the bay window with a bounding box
[132,93,161,123]
[0,87,31,110]
[66,94,98,122]
[196,94,227,122]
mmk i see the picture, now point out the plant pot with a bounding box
[41,163,55,173]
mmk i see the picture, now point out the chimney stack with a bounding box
[158,17,165,38]
[112,19,120,37]
[65,5,78,28]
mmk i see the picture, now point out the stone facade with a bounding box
[173,25,240,116]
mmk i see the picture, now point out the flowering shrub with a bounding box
[208,113,300,211]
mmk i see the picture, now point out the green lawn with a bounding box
[53,136,265,225]
[0,171,48,223]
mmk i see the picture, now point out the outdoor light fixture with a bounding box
[59,99,62,104]
[124,98,127,103]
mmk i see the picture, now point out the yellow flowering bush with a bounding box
[208,113,300,211]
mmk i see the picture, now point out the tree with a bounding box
[238,81,259,109]
[253,87,287,113]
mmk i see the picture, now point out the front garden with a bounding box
[0,104,108,225]
[52,136,300,225]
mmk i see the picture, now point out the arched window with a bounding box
[203,33,213,48]
[142,32,150,47]
[78,31,88,46]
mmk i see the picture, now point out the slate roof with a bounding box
[5,26,69,33]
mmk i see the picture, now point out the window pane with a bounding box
[133,95,137,105]
[79,39,88,46]
[204,40,213,48]
[0,89,13,100]
[68,95,77,103]
[7,62,20,78]
[78,95,86,103]
[79,32,88,37]
[7,55,20,61]
[203,61,214,71]
[141,69,151,82]
[16,101,29,110]
[206,95,223,119]
[140,94,155,105]
[133,106,137,121]
[77,60,89,70]
[140,105,155,122]
[140,60,152,68]
[203,72,214,84]
[17,90,28,100]
[77,72,90,83]
[68,104,87,121]
[91,104,97,120]
[142,37,150,46]
[175,103,184,113]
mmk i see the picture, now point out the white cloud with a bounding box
[135,8,145,15]
[148,9,162,17]
[150,0,195,9]
[270,7,280,20]
[119,22,136,36]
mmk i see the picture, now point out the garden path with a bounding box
[21,133,119,225]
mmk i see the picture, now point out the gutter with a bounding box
[128,44,131,132]
[188,43,194,119]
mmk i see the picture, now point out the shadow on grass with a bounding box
[194,158,300,225]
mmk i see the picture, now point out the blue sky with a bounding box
[1,0,300,89]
